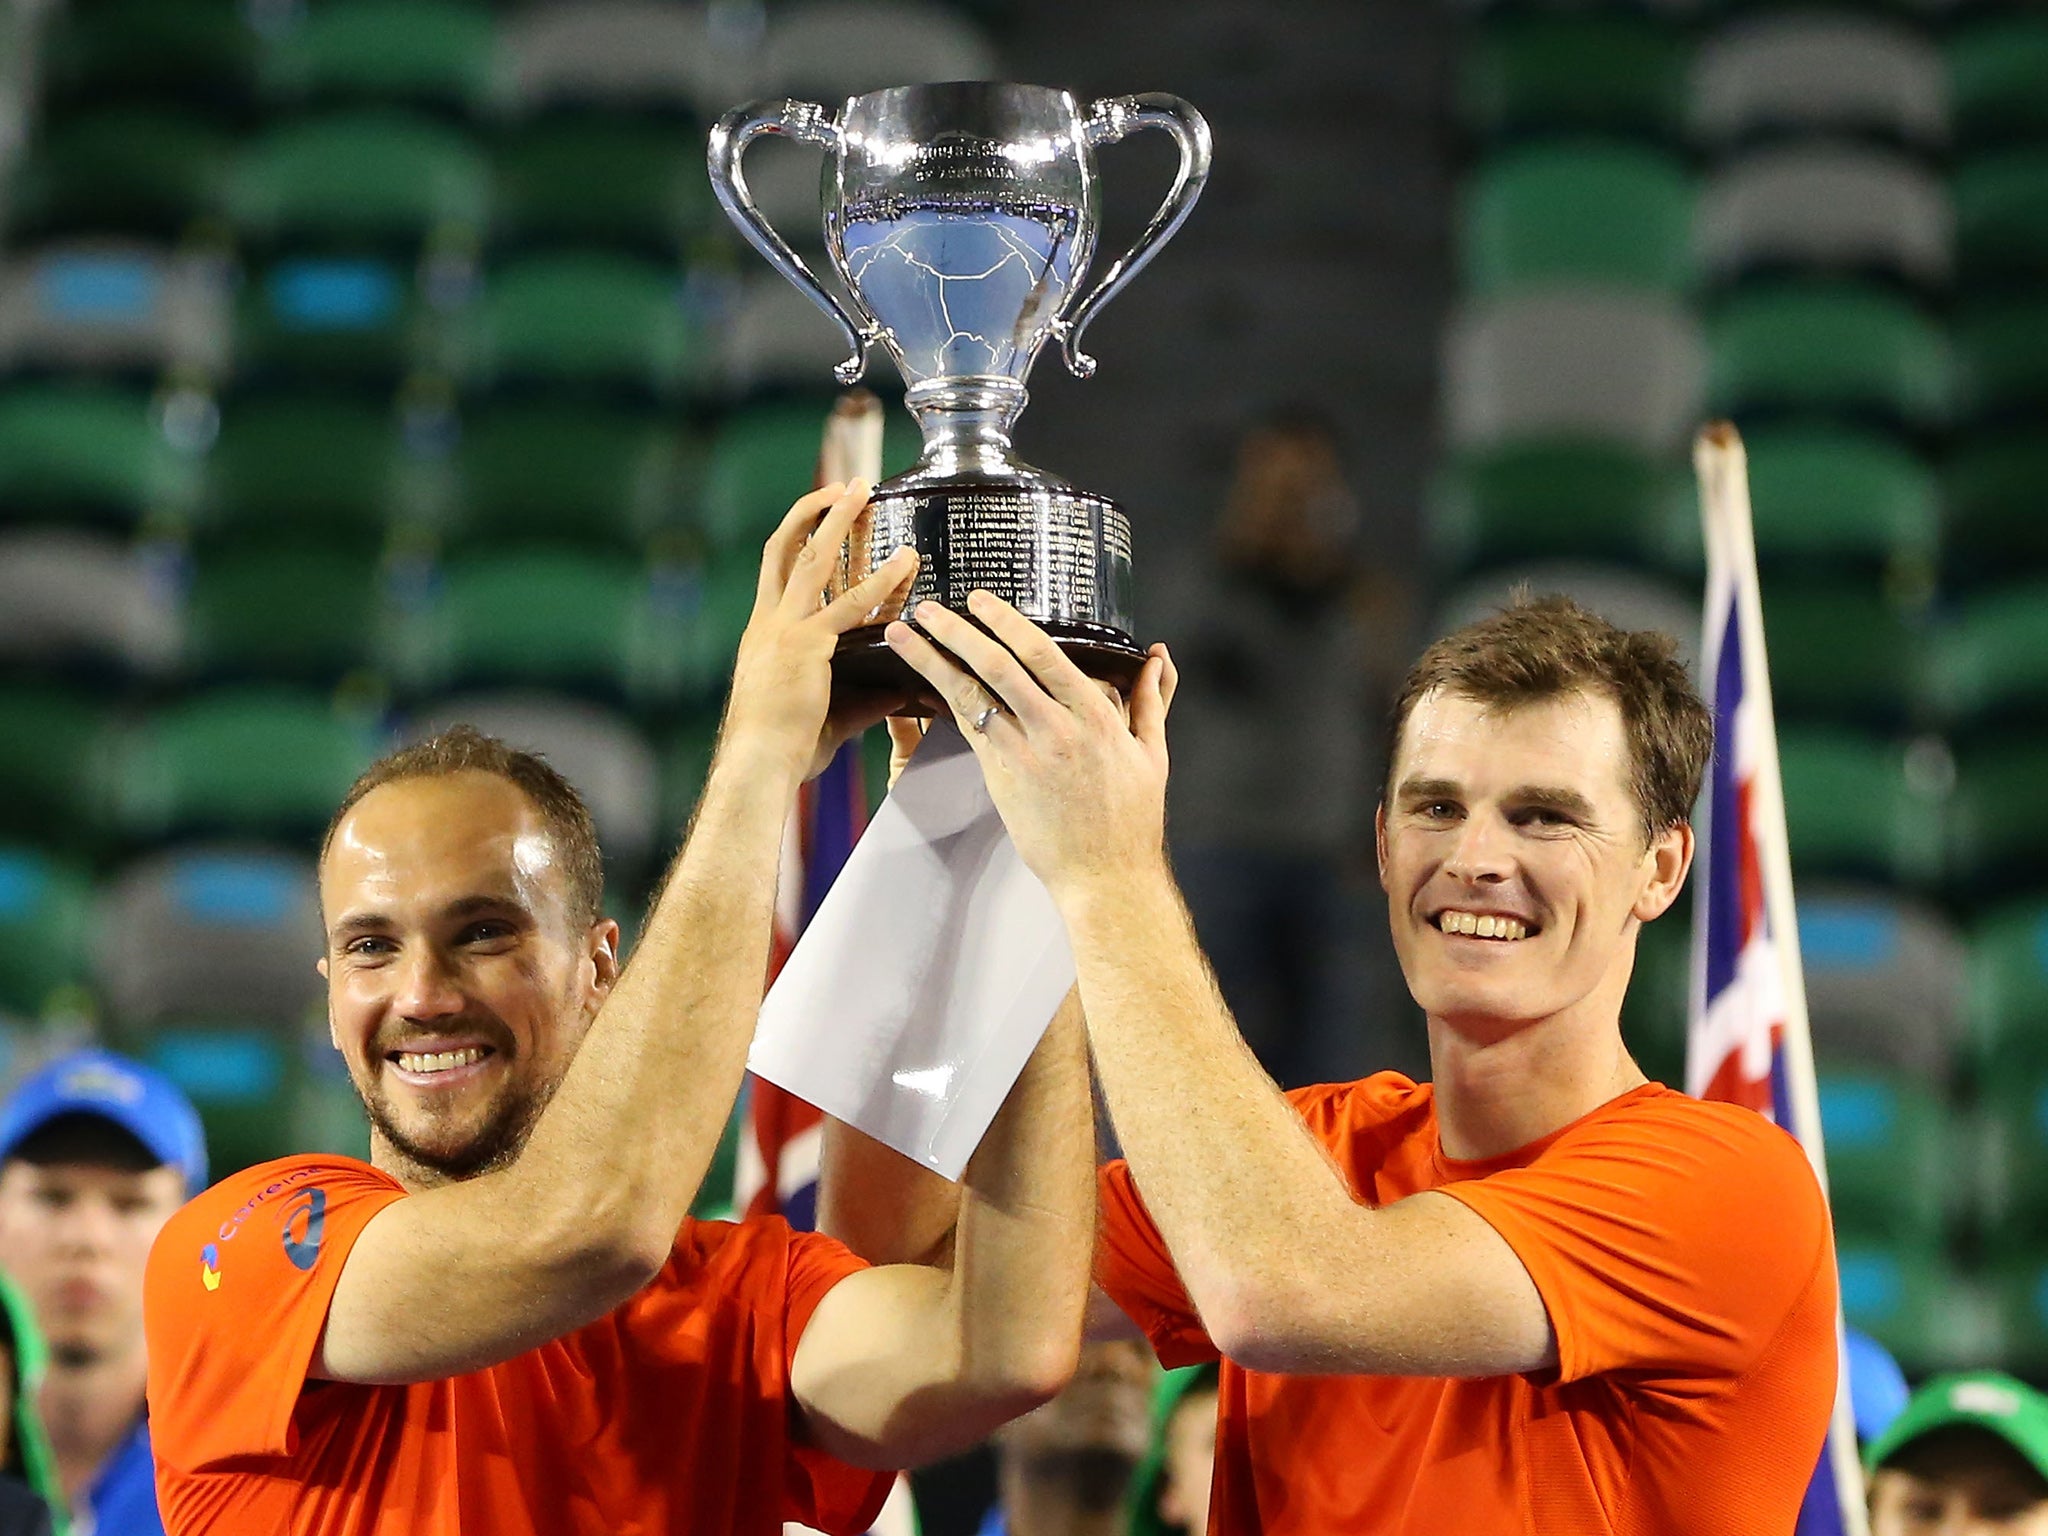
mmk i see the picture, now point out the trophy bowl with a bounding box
[709,81,1210,697]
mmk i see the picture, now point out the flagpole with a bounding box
[1694,421,1868,1536]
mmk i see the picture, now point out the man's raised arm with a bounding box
[317,484,919,1386]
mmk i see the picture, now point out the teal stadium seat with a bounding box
[1743,426,1938,577]
[143,1023,300,1176]
[1428,443,1690,577]
[229,111,490,252]
[1817,1063,1948,1246]
[1462,142,1694,296]
[260,0,498,118]
[703,402,921,551]
[459,253,697,398]
[448,402,694,552]
[0,383,193,531]
[1760,582,1925,732]
[1706,281,1950,428]
[234,256,427,386]
[0,849,93,1020]
[1778,727,1945,888]
[201,395,409,545]
[1839,1239,1959,1376]
[183,544,388,685]
[1928,582,2048,738]
[1461,14,1688,142]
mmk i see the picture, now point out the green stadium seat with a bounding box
[234,256,426,386]
[183,544,387,684]
[1950,740,2048,891]
[1461,142,1694,296]
[200,395,408,545]
[459,253,697,398]
[1980,1069,2048,1240]
[415,551,656,699]
[1817,1063,1948,1246]
[109,687,382,844]
[0,686,112,852]
[1949,17,2048,147]
[1744,426,1937,575]
[672,557,761,703]
[141,1023,299,1176]
[229,110,490,252]
[493,117,715,255]
[1779,727,1945,888]
[1839,1239,1960,1376]
[1969,902,2048,1082]
[448,403,694,551]
[261,0,498,117]
[1705,281,1949,427]
[0,848,93,1020]
[1955,150,2048,282]
[1761,581,1925,732]
[1928,582,2048,736]
[1945,435,2048,587]
[1955,297,2048,424]
[1993,1253,2048,1374]
[1427,443,1690,577]
[1621,906,1689,1088]
[1460,14,1687,142]
[0,383,193,531]
[659,711,723,836]
[40,0,259,117]
[703,402,920,552]
[6,109,233,240]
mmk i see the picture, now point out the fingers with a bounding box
[886,716,926,789]
[777,479,872,617]
[965,591,1110,715]
[756,482,849,610]
[1130,648,1171,754]
[910,601,1059,725]
[1156,642,1179,714]
[818,544,918,633]
[884,619,1009,736]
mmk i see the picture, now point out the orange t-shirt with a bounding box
[143,1155,892,1536]
[1097,1074,1838,1536]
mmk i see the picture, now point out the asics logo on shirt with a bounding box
[282,1188,327,1272]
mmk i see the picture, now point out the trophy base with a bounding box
[832,619,1147,710]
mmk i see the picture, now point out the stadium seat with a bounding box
[458,253,696,398]
[1929,583,2048,738]
[1695,146,1951,291]
[492,116,714,255]
[1704,281,1949,428]
[107,689,382,845]
[1955,150,2048,282]
[1461,141,1694,296]
[1460,13,1687,142]
[93,844,324,1027]
[1761,581,1925,732]
[1427,443,1689,577]
[670,558,760,703]
[1955,296,2048,424]
[1621,906,1689,1088]
[1432,563,1701,673]
[1969,902,2048,1080]
[410,551,657,700]
[1442,291,1704,454]
[0,243,230,377]
[0,685,112,851]
[234,256,425,386]
[756,0,998,102]
[142,1022,299,1176]
[447,401,693,551]
[1949,16,2048,147]
[5,109,233,241]
[38,0,259,118]
[498,1,723,117]
[703,400,920,552]
[1946,434,2048,587]
[1981,1071,2048,1240]
[260,0,499,117]
[0,529,181,680]
[0,848,93,1020]
[1744,425,1938,575]
[1949,741,2048,892]
[1839,1240,1961,1376]
[1688,13,1947,151]
[659,711,724,837]
[1779,727,1945,888]
[408,692,662,873]
[183,543,388,684]
[721,276,875,393]
[228,111,491,253]
[0,382,192,531]
[1799,886,1965,1084]
[1818,1063,1949,1245]
[200,394,409,545]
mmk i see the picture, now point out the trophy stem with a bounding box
[903,377,1030,480]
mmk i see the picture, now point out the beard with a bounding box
[352,1012,562,1184]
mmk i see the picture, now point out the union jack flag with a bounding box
[1686,425,1866,1536]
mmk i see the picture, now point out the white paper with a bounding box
[749,721,1075,1180]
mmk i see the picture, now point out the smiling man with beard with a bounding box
[874,589,1838,1536]
[139,481,1095,1536]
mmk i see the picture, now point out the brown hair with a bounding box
[1384,594,1713,841]
[320,726,604,928]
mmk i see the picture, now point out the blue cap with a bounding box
[1847,1325,1912,1445]
[0,1049,208,1196]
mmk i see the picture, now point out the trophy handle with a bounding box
[1054,94,1214,379]
[707,99,882,385]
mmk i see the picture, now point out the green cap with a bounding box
[1865,1371,2048,1485]
[1125,1363,1219,1536]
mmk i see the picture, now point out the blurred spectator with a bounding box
[1149,410,1416,1085]
[0,1050,208,1536]
[1125,1363,1219,1536]
[0,1274,58,1535]
[1849,1325,1911,1446]
[979,1340,1155,1536]
[1866,1371,2048,1535]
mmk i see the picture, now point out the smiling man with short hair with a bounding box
[882,589,1839,1535]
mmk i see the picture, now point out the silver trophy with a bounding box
[708,81,1211,693]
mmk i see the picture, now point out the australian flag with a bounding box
[1686,427,1867,1536]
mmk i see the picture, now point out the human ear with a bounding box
[1632,823,1693,922]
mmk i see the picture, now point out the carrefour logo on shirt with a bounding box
[200,1243,221,1292]
[282,1188,327,1272]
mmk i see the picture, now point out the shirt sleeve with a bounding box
[143,1158,406,1471]
[779,1228,894,1536]
[1436,1100,1832,1387]
[1095,1160,1218,1369]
